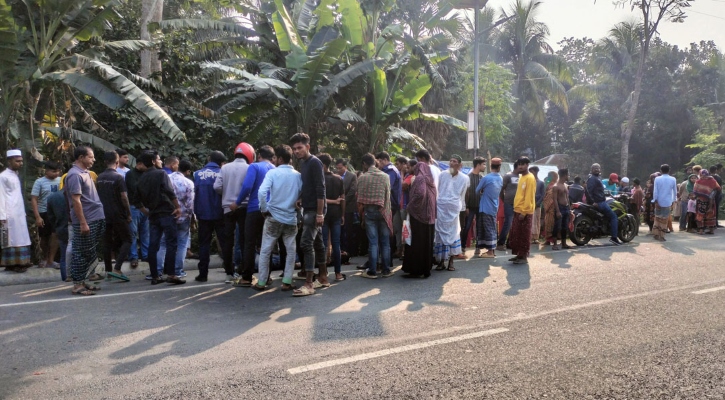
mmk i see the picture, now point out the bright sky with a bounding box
[484,0,725,50]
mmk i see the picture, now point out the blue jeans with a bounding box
[322,217,342,274]
[597,201,619,239]
[679,201,688,230]
[156,219,191,276]
[129,206,149,261]
[461,210,477,249]
[364,206,391,275]
[498,203,514,246]
[58,239,68,281]
[148,215,178,278]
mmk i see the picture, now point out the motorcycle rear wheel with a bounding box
[570,215,593,246]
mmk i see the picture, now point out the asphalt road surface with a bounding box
[1,231,724,399]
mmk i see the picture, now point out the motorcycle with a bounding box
[569,193,637,246]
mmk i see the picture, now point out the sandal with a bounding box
[551,245,560,250]
[435,262,446,271]
[83,284,101,291]
[335,274,347,281]
[252,284,269,291]
[233,279,254,287]
[281,284,298,291]
[87,273,104,281]
[447,257,455,271]
[130,260,139,269]
[292,286,315,297]
[561,244,572,249]
[313,280,331,289]
[108,271,130,282]
[72,287,96,296]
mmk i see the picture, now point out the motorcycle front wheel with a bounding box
[618,215,637,243]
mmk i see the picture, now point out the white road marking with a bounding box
[692,285,725,294]
[287,327,509,375]
[0,283,225,308]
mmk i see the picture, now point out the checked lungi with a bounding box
[71,219,106,283]
[509,213,533,257]
[476,213,498,250]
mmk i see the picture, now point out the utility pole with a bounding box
[473,0,480,158]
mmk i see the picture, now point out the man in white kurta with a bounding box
[0,150,32,272]
[434,155,470,270]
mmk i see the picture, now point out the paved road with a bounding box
[1,231,724,399]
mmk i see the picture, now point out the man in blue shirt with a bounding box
[255,145,302,291]
[475,158,504,258]
[652,164,678,241]
[193,151,226,282]
[233,145,275,287]
[376,152,402,257]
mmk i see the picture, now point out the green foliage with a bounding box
[687,107,725,166]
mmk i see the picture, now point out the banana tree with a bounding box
[1,0,185,160]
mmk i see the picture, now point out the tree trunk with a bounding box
[620,44,646,176]
[139,0,163,78]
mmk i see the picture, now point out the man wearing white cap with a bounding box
[619,177,631,194]
[0,149,32,272]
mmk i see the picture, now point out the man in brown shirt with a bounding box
[630,178,644,236]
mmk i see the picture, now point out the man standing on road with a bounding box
[509,157,536,265]
[551,168,571,250]
[433,155,470,270]
[255,145,303,292]
[137,152,185,285]
[30,161,61,269]
[156,157,195,279]
[476,158,503,258]
[462,157,485,256]
[193,151,226,283]
[0,149,32,273]
[319,153,345,282]
[96,151,132,282]
[125,154,149,269]
[65,146,106,294]
[497,161,520,251]
[652,164,678,241]
[376,152,402,258]
[234,145,275,287]
[336,159,358,257]
[215,142,252,283]
[587,163,622,246]
[290,133,328,296]
[357,153,394,279]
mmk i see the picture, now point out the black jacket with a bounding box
[586,174,606,204]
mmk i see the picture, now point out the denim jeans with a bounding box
[300,211,325,272]
[679,201,688,230]
[461,210,477,249]
[156,219,191,276]
[498,202,514,246]
[149,215,178,278]
[322,216,342,274]
[129,206,149,261]
[258,216,297,286]
[364,206,391,275]
[197,219,225,279]
[552,205,570,243]
[597,201,619,239]
[58,239,68,281]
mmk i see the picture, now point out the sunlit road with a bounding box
[1,231,724,399]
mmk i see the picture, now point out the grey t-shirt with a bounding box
[65,165,105,224]
[501,172,520,205]
[31,176,61,213]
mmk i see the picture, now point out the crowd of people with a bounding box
[1,137,722,297]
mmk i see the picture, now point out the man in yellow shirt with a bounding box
[509,157,536,264]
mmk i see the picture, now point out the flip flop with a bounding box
[313,280,331,289]
[335,274,347,281]
[108,272,130,282]
[252,284,269,291]
[292,286,315,297]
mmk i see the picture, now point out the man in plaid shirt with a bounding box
[356,153,394,279]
